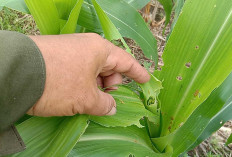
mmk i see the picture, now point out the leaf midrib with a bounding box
[171,8,232,124]
[79,134,154,151]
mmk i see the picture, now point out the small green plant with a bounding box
[1,0,232,156]
[226,133,232,146]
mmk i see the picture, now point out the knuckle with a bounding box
[88,34,109,56]
[126,61,136,73]
[89,33,103,40]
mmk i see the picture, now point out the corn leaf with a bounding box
[138,74,163,138]
[24,0,60,35]
[60,0,84,34]
[90,86,155,128]
[187,96,232,151]
[69,123,173,157]
[0,0,29,13]
[138,74,162,114]
[169,72,232,156]
[157,0,232,136]
[10,115,89,157]
[53,0,76,20]
[77,0,151,33]
[150,72,232,154]
[226,133,232,146]
[157,0,173,26]
[188,97,232,151]
[77,1,103,33]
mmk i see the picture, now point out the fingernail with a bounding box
[106,107,116,116]
[105,86,119,92]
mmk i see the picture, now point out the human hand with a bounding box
[27,33,150,117]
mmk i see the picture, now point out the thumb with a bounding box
[94,90,117,116]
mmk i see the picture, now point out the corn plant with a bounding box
[2,0,232,156]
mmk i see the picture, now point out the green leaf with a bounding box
[94,0,158,64]
[158,0,232,136]
[90,86,155,128]
[169,72,232,156]
[60,0,84,34]
[53,0,76,20]
[226,133,232,146]
[77,1,103,33]
[138,74,162,114]
[69,123,173,157]
[78,0,151,34]
[188,96,232,151]
[42,115,89,157]
[0,0,29,13]
[11,115,89,157]
[138,74,163,138]
[124,0,150,10]
[157,0,173,26]
[189,99,232,149]
[91,0,131,54]
[150,72,232,154]
[15,114,32,125]
[25,0,60,35]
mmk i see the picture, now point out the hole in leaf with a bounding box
[176,76,182,81]
[157,67,162,71]
[185,62,191,68]
[194,90,199,97]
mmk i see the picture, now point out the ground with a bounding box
[0,2,231,157]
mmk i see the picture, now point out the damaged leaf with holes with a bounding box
[2,0,232,156]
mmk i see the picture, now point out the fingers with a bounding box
[105,42,150,84]
[87,89,116,116]
[97,90,116,116]
[87,34,150,84]
[103,73,122,91]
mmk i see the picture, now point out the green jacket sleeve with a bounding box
[0,31,46,155]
